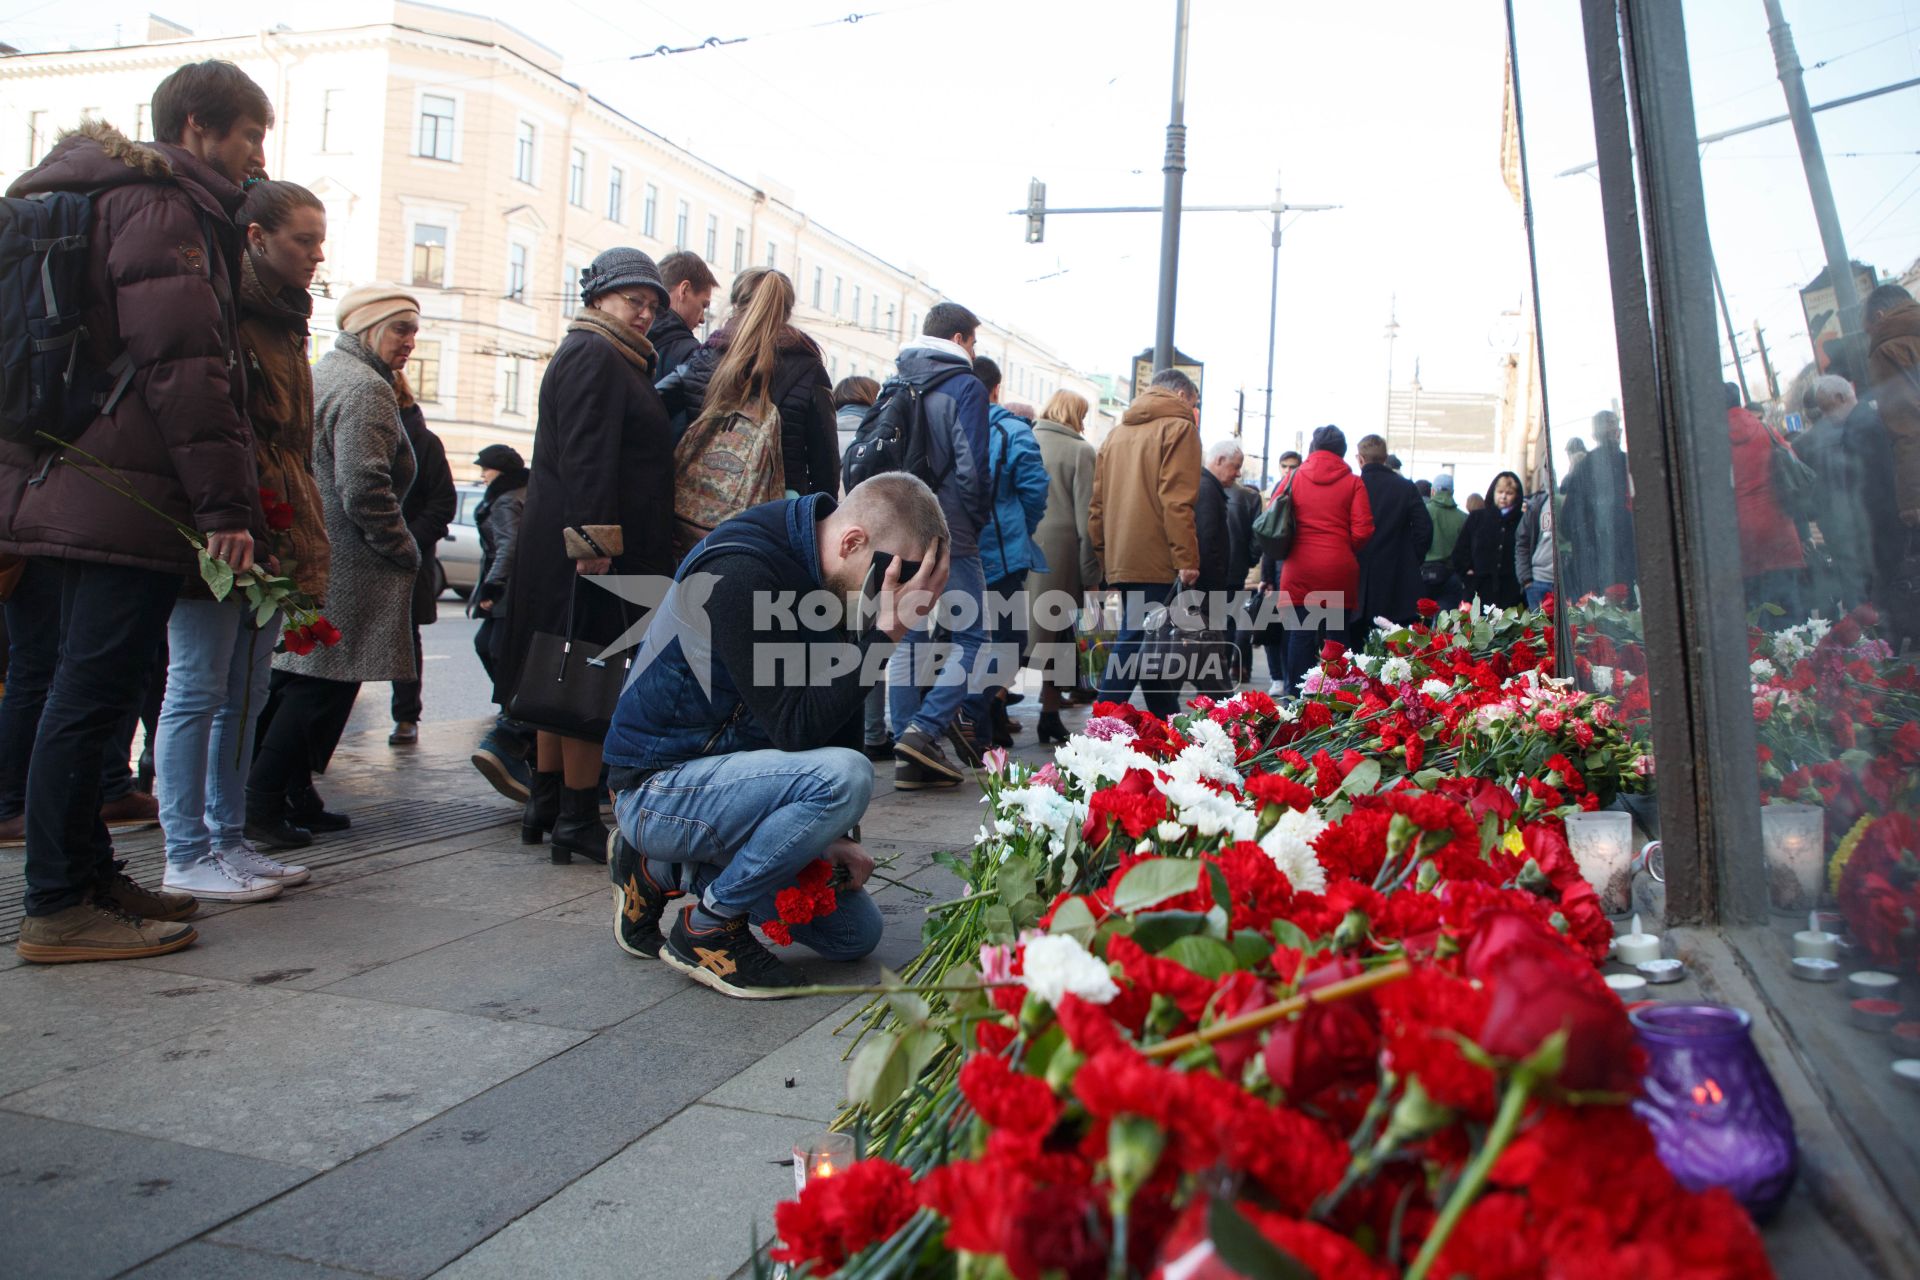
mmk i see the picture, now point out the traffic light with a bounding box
[1025,178,1046,244]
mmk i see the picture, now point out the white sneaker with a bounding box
[220,844,311,886]
[163,853,285,903]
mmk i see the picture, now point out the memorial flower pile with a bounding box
[758,604,1773,1277]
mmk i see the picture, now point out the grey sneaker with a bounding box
[893,727,965,785]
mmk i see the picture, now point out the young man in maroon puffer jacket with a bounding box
[3,61,270,963]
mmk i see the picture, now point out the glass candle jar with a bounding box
[1760,802,1824,914]
[1565,809,1635,915]
[1629,1003,1797,1220]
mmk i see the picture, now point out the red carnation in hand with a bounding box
[771,1157,916,1271]
[309,616,342,647]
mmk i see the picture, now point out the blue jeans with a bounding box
[1524,581,1553,610]
[1096,582,1180,719]
[155,599,279,868]
[23,560,181,916]
[888,552,987,740]
[1283,615,1345,696]
[612,746,881,961]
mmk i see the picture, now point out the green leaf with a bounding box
[1412,767,1447,788]
[253,596,279,629]
[1269,918,1313,955]
[983,903,1016,942]
[1207,1198,1313,1280]
[1111,859,1202,914]
[1228,929,1275,969]
[1339,758,1382,798]
[1205,861,1233,915]
[1046,896,1098,947]
[881,967,930,1027]
[1161,935,1238,980]
[847,1033,908,1111]
[1127,909,1210,952]
[198,550,235,601]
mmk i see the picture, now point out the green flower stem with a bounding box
[1404,1076,1533,1280]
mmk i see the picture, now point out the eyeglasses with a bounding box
[617,292,656,312]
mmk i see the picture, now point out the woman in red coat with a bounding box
[1726,386,1805,625]
[1277,425,1375,692]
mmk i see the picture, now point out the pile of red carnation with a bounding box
[1837,812,1920,976]
[762,859,837,947]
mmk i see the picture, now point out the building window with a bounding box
[812,268,823,309]
[568,148,587,207]
[830,355,839,378]
[507,243,528,302]
[320,91,343,152]
[417,94,455,161]
[642,185,658,237]
[675,199,689,250]
[887,304,897,338]
[607,166,625,222]
[133,103,149,140]
[562,263,583,317]
[26,110,46,165]
[853,286,862,326]
[412,339,442,403]
[514,120,535,183]
[766,241,778,269]
[834,276,843,315]
[733,228,746,272]
[411,224,447,288]
[871,296,879,330]
[705,214,719,261]
[910,312,920,339]
[503,358,523,415]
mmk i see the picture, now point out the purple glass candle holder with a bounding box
[1629,1003,1797,1220]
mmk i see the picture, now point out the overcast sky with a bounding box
[6,0,1916,467]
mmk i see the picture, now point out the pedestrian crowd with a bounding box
[6,59,1920,999]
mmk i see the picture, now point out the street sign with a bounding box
[1131,347,1204,403]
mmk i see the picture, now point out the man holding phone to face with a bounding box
[602,475,950,997]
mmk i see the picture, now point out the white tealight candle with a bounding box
[1613,914,1661,965]
[1637,958,1685,985]
[1847,970,1900,1001]
[1791,956,1841,982]
[1892,1060,1920,1094]
[1605,972,1648,998]
[1792,911,1839,961]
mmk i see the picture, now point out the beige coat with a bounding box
[1027,418,1101,604]
[1088,389,1202,585]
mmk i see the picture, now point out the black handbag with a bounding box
[509,576,631,740]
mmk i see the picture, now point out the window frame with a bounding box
[414,91,459,163]
[734,228,746,272]
[514,119,537,185]
[675,199,690,251]
[410,338,443,403]
[607,166,625,223]
[410,223,449,289]
[568,147,588,208]
[506,241,530,304]
[642,184,659,238]
[705,213,719,261]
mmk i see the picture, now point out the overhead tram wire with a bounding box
[626,2,958,60]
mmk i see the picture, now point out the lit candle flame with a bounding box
[1690,1078,1725,1106]
[814,1158,836,1178]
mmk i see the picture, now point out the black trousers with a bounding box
[390,626,424,723]
[249,671,361,798]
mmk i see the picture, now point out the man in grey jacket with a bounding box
[885,304,993,790]
[1516,483,1555,609]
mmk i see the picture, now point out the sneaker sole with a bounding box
[610,885,661,960]
[257,869,311,887]
[162,883,285,903]
[892,741,966,783]
[17,928,199,964]
[658,944,803,1000]
[472,751,531,803]
[893,774,960,791]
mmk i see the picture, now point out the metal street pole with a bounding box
[1761,0,1862,335]
[1260,181,1282,489]
[1153,0,1191,375]
[1708,246,1751,402]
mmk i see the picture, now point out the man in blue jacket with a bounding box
[966,357,1050,748]
[604,475,950,998]
[885,304,994,790]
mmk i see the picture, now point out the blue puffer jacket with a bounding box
[893,339,991,558]
[977,404,1051,584]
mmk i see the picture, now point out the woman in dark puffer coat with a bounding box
[1453,470,1528,609]
[656,267,837,500]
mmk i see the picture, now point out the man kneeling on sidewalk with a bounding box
[604,475,950,998]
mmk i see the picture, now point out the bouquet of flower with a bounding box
[1832,812,1920,978]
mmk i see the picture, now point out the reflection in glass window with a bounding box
[411,224,447,288]
[411,339,441,403]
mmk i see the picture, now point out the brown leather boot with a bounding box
[97,861,198,922]
[16,902,198,964]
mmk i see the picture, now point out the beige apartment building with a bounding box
[1,3,1108,470]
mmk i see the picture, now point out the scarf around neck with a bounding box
[569,308,656,376]
[240,250,313,331]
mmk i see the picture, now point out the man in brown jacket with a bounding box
[3,62,270,963]
[1866,284,1920,526]
[1089,369,1203,716]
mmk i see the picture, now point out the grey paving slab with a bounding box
[118,893,511,991]
[0,966,296,1098]
[612,982,856,1057]
[121,1242,376,1280]
[212,1025,759,1279]
[5,990,585,1170]
[429,1104,817,1280]
[528,886,617,926]
[299,836,609,919]
[0,1111,309,1280]
[318,917,687,1030]
[698,998,868,1123]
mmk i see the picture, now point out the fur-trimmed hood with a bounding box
[6,118,243,223]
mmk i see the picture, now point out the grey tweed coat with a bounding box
[274,333,419,684]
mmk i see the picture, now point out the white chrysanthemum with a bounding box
[1155,821,1187,843]
[1352,653,1381,677]
[994,785,1088,844]
[1259,807,1329,893]
[1750,657,1776,685]
[1168,719,1243,788]
[1020,934,1120,1006]
[1590,665,1616,694]
[1054,735,1155,788]
[1804,616,1831,642]
[1157,776,1258,841]
[1380,656,1413,685]
[1420,678,1453,699]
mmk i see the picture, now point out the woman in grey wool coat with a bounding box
[1027,390,1103,744]
[245,285,422,846]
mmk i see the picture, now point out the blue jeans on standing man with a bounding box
[888,552,987,742]
[1524,581,1554,610]
[1096,582,1181,719]
[612,746,881,959]
[155,598,279,870]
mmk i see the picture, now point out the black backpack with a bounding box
[0,190,137,445]
[841,365,968,492]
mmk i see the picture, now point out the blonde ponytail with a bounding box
[705,267,798,421]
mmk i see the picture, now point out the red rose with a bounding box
[1417,597,1440,616]
[1261,996,1379,1102]
[1475,941,1639,1092]
[310,616,342,646]
[282,625,317,656]
[771,1157,916,1271]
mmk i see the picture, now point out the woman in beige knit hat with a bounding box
[245,283,424,846]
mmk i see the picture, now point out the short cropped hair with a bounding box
[1278,451,1302,466]
[972,356,1002,392]
[1204,438,1243,464]
[838,472,949,554]
[832,376,880,411]
[1150,369,1198,400]
[1865,282,1913,329]
[152,60,273,143]
[1356,434,1387,462]
[657,250,718,294]
[923,302,978,342]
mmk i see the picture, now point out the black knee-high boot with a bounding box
[549,785,609,866]
[521,770,562,845]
